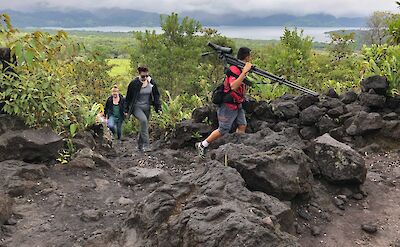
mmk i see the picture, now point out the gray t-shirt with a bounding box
[136,83,152,106]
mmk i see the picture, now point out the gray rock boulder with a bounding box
[229,146,314,200]
[124,162,299,246]
[318,97,344,109]
[214,127,306,153]
[346,111,384,136]
[359,92,386,108]
[360,75,388,96]
[170,120,213,149]
[380,120,400,140]
[0,114,26,135]
[295,94,320,110]
[300,105,326,125]
[340,91,358,104]
[121,167,172,186]
[253,101,276,122]
[0,127,63,162]
[272,100,299,119]
[310,134,367,184]
[318,115,339,134]
[69,148,112,169]
[327,106,345,118]
[300,126,319,140]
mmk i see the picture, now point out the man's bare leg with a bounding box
[206,129,222,143]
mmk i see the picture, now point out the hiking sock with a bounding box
[201,140,209,148]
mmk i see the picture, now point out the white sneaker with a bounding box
[195,142,206,158]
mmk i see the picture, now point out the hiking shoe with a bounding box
[195,142,206,158]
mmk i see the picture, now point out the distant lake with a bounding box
[38,26,366,43]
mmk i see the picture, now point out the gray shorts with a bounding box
[217,103,247,135]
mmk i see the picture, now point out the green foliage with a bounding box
[362,44,400,95]
[107,58,132,92]
[387,13,400,45]
[365,11,393,45]
[328,31,356,61]
[122,117,139,136]
[0,14,112,136]
[251,28,315,98]
[131,13,233,98]
[251,28,362,100]
[152,91,203,131]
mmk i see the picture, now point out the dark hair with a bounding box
[137,65,149,73]
[237,47,251,60]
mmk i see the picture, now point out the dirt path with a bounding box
[299,151,400,247]
[0,138,197,247]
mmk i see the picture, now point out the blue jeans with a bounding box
[108,116,123,140]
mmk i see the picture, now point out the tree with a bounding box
[328,31,356,61]
[387,14,400,44]
[365,11,392,45]
[131,13,233,97]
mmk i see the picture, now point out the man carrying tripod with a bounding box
[196,47,252,158]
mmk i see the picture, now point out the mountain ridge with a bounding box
[1,8,366,27]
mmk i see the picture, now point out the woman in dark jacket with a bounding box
[104,85,126,141]
[125,66,161,152]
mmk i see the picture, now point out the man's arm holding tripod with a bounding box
[230,62,252,90]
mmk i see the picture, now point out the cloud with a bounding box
[1,0,399,17]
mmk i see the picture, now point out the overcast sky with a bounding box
[1,0,399,17]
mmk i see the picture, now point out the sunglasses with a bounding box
[140,75,149,79]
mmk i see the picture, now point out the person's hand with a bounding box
[147,76,152,83]
[243,62,252,74]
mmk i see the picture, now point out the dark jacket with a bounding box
[125,77,162,115]
[105,94,126,120]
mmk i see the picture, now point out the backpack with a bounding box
[211,82,229,105]
[212,66,246,105]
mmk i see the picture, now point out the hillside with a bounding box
[2,8,366,27]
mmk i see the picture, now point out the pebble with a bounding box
[261,216,274,227]
[337,195,347,202]
[333,197,345,210]
[80,209,102,222]
[118,197,134,205]
[294,222,304,235]
[361,224,378,234]
[5,218,17,226]
[298,208,313,221]
[311,226,322,236]
[352,193,364,200]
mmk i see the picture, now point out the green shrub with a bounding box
[130,13,233,99]
[151,91,203,131]
[362,44,400,95]
[0,13,112,135]
[123,117,139,137]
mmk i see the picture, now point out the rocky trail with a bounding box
[1,75,400,247]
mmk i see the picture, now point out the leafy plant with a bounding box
[0,13,113,136]
[152,90,203,131]
[362,44,400,95]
